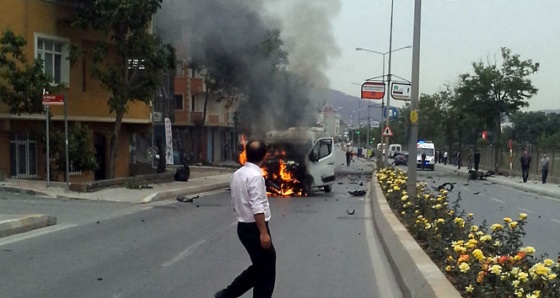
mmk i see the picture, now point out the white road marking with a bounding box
[490,197,505,204]
[516,207,534,214]
[551,219,560,224]
[0,224,76,247]
[162,240,206,267]
[364,187,398,298]
[142,206,153,210]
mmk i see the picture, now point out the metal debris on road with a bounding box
[176,195,199,203]
[346,209,355,215]
[348,190,367,196]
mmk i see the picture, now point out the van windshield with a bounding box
[418,148,434,157]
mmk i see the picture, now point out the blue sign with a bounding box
[383,107,399,120]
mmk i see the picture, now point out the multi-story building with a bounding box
[322,104,341,140]
[0,0,152,181]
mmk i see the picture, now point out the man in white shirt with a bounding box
[215,139,276,298]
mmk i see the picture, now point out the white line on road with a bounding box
[0,224,76,247]
[551,219,560,224]
[490,197,505,204]
[163,240,206,267]
[516,207,534,214]
[142,206,153,211]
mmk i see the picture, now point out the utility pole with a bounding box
[407,0,422,197]
[383,0,395,167]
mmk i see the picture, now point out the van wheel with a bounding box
[324,185,332,193]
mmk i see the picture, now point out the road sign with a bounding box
[370,120,380,128]
[391,82,412,101]
[410,109,418,124]
[383,107,399,119]
[361,81,385,100]
[382,126,393,137]
[42,94,64,106]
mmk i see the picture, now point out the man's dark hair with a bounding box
[246,139,267,164]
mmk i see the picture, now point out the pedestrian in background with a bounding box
[540,153,550,184]
[215,139,276,298]
[443,151,448,165]
[467,150,473,170]
[474,151,481,172]
[457,151,462,169]
[520,150,532,183]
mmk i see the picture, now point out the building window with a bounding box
[191,95,196,111]
[175,95,184,110]
[35,33,70,86]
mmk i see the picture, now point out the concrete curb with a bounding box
[0,215,57,238]
[436,165,560,200]
[370,176,461,298]
[141,182,231,203]
[0,186,54,198]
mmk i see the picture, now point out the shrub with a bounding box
[376,167,560,297]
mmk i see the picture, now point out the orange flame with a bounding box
[237,135,304,197]
[238,135,247,165]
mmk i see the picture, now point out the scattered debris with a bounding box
[338,182,343,185]
[346,209,355,215]
[97,278,103,281]
[359,182,363,186]
[176,195,199,203]
[473,191,481,195]
[348,190,367,196]
[431,182,455,192]
[96,221,100,224]
[141,219,145,222]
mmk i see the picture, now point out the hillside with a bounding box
[310,88,383,126]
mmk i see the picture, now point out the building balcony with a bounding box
[190,78,206,94]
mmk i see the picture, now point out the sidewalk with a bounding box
[435,163,560,200]
[0,169,234,238]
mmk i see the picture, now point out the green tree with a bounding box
[65,0,175,178]
[509,111,548,147]
[457,48,539,172]
[42,123,97,181]
[0,30,57,114]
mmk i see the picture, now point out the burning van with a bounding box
[263,127,336,196]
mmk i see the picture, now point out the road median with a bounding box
[0,215,57,238]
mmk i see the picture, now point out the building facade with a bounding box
[0,0,152,181]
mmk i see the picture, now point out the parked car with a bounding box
[393,151,409,166]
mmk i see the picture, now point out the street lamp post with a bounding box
[356,42,412,163]
[407,0,422,197]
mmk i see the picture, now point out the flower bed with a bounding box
[376,168,559,298]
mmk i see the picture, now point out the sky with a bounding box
[325,0,560,111]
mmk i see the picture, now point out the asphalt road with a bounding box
[0,148,402,298]
[394,163,560,259]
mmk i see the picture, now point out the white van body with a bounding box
[388,144,402,158]
[265,127,336,194]
[416,141,436,170]
[377,143,387,155]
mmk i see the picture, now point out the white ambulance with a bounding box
[416,141,435,170]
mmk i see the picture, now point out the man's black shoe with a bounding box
[214,289,227,298]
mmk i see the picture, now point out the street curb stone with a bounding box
[370,175,461,298]
[0,215,57,238]
[141,182,231,203]
[0,186,53,198]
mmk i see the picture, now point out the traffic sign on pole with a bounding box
[42,94,64,106]
[382,126,393,137]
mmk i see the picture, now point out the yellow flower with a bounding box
[494,241,502,247]
[532,290,541,298]
[514,288,524,298]
[519,213,527,220]
[490,265,502,275]
[387,189,393,193]
[503,217,512,223]
[472,249,485,261]
[470,225,479,232]
[393,186,400,191]
[454,217,465,228]
[518,272,529,282]
[544,259,554,266]
[459,262,470,273]
[511,267,520,276]
[437,218,445,224]
[401,195,409,201]
[491,223,504,231]
[509,221,518,229]
[401,211,406,215]
[434,204,443,209]
[526,294,537,298]
[465,284,474,293]
[512,280,520,287]
[548,273,557,280]
[529,263,551,277]
[445,265,452,271]
[467,212,473,217]
[520,246,536,254]
[480,235,492,242]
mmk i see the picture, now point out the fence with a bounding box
[476,147,559,183]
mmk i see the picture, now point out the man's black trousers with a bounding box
[223,222,276,298]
